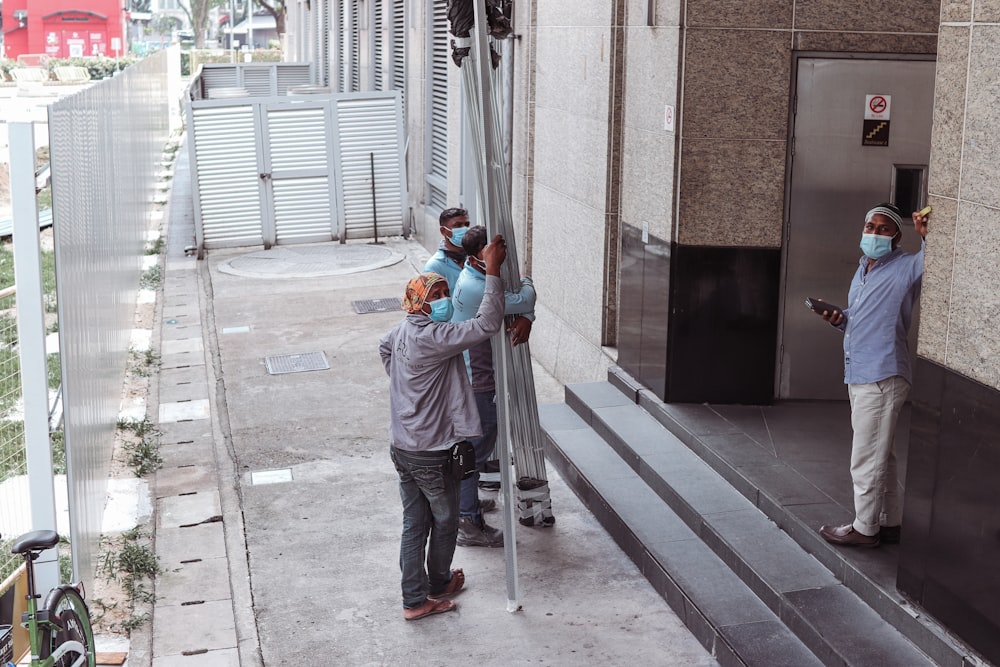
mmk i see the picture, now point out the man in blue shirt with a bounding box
[815,203,929,548]
[423,207,471,290]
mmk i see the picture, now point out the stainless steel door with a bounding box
[779,57,935,399]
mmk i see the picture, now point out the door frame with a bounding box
[775,52,937,399]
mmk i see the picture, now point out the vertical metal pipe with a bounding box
[10,122,60,592]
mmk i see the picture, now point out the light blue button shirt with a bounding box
[838,242,924,385]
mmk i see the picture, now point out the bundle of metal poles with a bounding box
[450,0,554,609]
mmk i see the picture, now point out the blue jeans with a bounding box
[390,446,459,608]
[460,390,498,518]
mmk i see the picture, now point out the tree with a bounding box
[178,0,227,48]
[254,0,286,39]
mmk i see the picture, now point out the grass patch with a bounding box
[97,527,160,636]
[116,417,162,476]
[144,237,165,255]
[139,265,161,291]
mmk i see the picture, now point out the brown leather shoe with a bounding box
[819,523,880,548]
[879,525,901,544]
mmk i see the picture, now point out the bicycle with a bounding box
[0,529,95,667]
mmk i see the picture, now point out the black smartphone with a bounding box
[805,297,843,318]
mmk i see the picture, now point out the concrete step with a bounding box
[603,369,978,667]
[539,402,822,667]
[541,383,938,666]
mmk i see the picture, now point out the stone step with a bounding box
[542,383,939,666]
[539,402,822,667]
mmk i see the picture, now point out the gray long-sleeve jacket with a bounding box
[379,275,504,451]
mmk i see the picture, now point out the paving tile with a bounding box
[151,600,237,657]
[160,352,206,371]
[566,381,633,422]
[704,509,838,595]
[156,556,232,606]
[651,402,744,437]
[598,479,694,547]
[736,463,829,506]
[153,648,240,667]
[646,538,775,628]
[159,322,204,341]
[156,523,227,566]
[159,399,211,423]
[154,464,216,498]
[161,337,205,355]
[720,620,823,667]
[158,377,209,404]
[537,402,589,431]
[157,491,222,528]
[545,427,636,483]
[641,451,749,517]
[593,403,686,458]
[158,420,214,445]
[783,586,935,666]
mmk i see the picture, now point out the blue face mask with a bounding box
[449,226,468,247]
[860,233,894,259]
[428,297,454,322]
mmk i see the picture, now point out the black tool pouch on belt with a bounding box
[449,440,476,481]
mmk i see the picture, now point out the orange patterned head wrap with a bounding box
[402,272,447,314]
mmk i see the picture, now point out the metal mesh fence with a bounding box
[0,286,26,581]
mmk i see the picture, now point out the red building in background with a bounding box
[2,0,125,59]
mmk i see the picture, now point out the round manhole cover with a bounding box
[219,243,404,278]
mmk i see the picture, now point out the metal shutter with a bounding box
[243,66,273,96]
[340,1,351,92]
[275,65,313,94]
[426,0,448,209]
[373,0,384,90]
[264,104,337,243]
[337,94,406,239]
[350,1,361,92]
[390,0,405,106]
[190,104,264,247]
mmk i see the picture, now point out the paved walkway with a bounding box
[141,137,716,665]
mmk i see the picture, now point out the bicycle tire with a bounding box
[39,586,96,667]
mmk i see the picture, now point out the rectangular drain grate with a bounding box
[265,351,330,375]
[352,297,402,314]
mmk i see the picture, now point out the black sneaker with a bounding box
[457,516,503,547]
[478,497,496,513]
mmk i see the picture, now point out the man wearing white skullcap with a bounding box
[811,202,929,548]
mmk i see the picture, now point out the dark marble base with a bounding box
[899,357,1000,665]
[617,235,781,404]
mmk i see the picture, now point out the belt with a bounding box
[392,446,451,459]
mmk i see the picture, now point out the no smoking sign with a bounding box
[864,94,891,120]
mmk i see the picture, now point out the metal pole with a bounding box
[370,152,382,244]
[10,122,59,593]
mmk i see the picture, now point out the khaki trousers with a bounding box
[848,376,910,537]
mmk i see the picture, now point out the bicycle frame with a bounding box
[20,549,90,667]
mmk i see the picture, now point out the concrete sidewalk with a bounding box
[143,140,716,666]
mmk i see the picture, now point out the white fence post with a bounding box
[10,121,60,593]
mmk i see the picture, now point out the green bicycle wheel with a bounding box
[39,586,96,667]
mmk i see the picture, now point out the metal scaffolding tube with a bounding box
[455,0,555,610]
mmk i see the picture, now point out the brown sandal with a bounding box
[403,598,456,621]
[428,568,465,600]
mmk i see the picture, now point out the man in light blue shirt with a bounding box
[814,203,928,548]
[423,207,471,290]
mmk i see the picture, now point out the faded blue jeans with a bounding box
[460,390,498,519]
[390,446,459,608]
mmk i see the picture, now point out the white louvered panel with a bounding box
[391,0,405,101]
[373,0,384,90]
[272,177,334,243]
[338,95,404,238]
[276,65,313,94]
[428,0,448,193]
[267,107,329,172]
[203,67,238,91]
[350,1,361,91]
[243,67,273,96]
[191,105,264,246]
[319,0,331,86]
[340,1,350,92]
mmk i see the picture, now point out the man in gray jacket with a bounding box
[379,234,508,621]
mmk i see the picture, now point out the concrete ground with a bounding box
[142,142,718,666]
